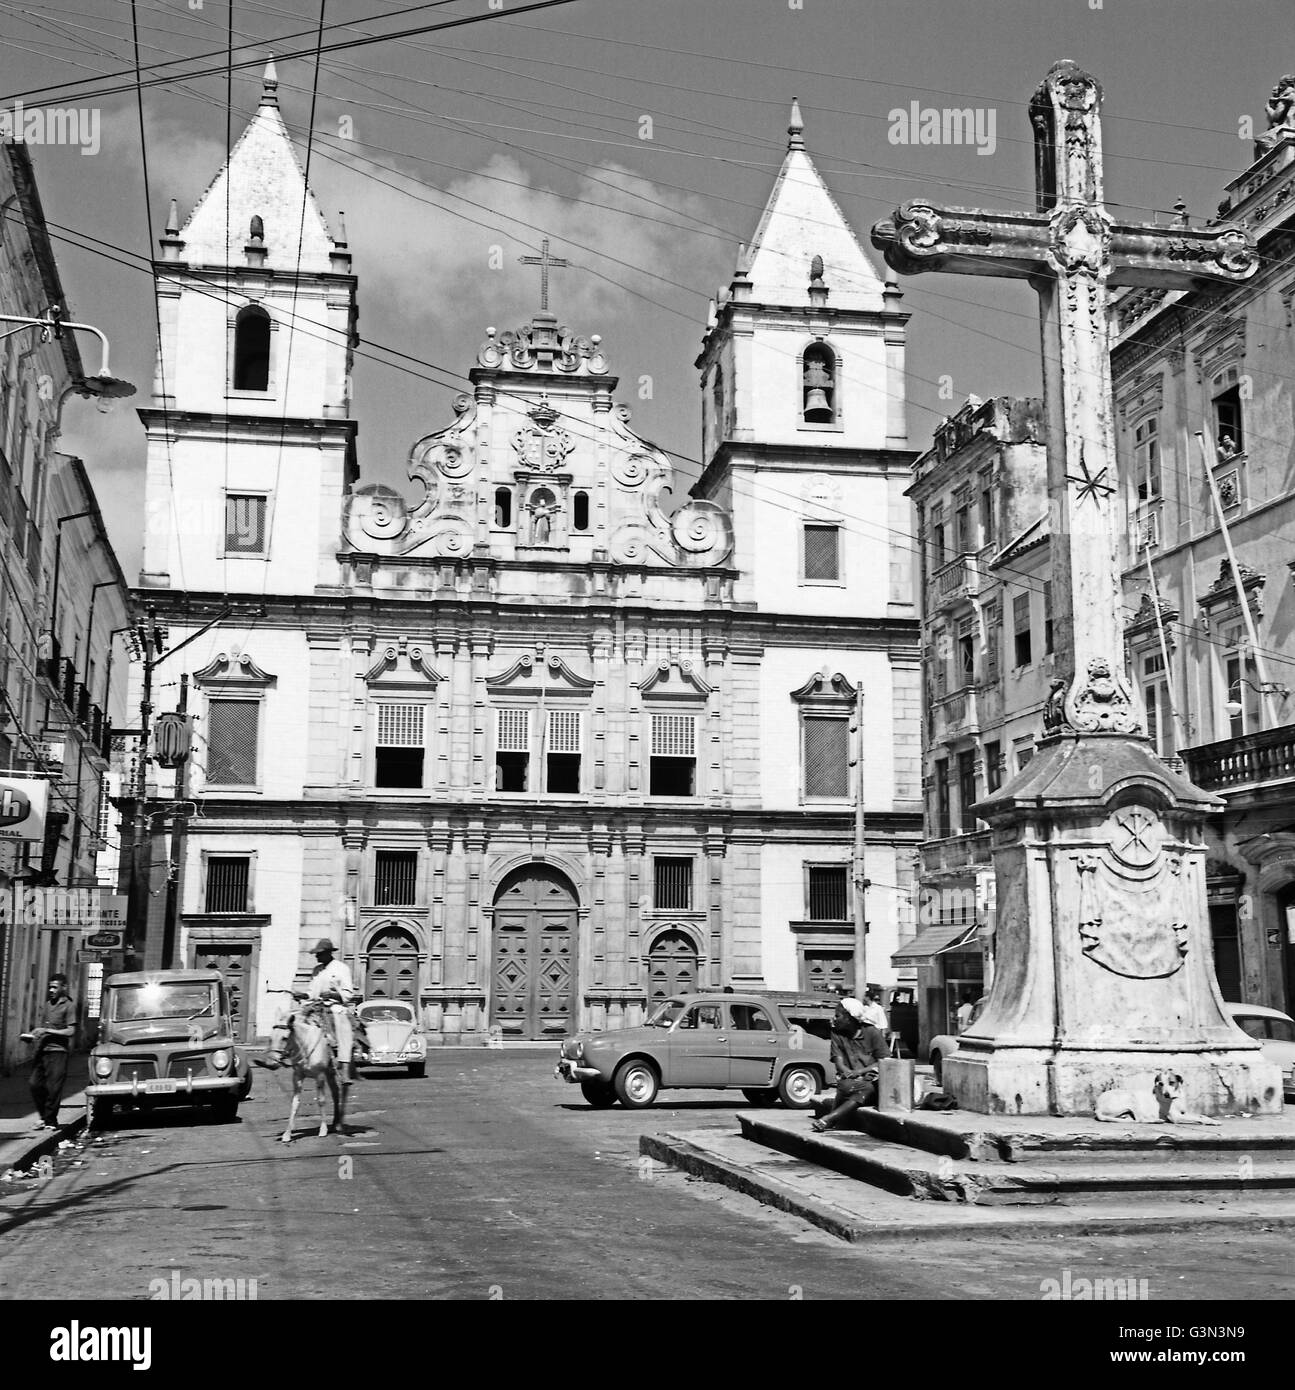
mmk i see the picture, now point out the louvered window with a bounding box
[373,851,418,906]
[546,708,581,794]
[206,699,259,786]
[653,857,693,911]
[649,713,696,796]
[375,703,425,788]
[206,856,250,913]
[808,865,848,921]
[496,708,531,791]
[803,523,841,582]
[802,716,848,799]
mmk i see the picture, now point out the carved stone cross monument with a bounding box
[873,61,1283,1116]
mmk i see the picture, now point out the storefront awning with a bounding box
[890,921,979,968]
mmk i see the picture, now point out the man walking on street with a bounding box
[29,973,75,1130]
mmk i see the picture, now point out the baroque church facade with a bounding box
[132,71,922,1043]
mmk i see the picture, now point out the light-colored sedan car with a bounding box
[1226,1001,1295,1102]
[356,1000,427,1077]
[928,998,985,1086]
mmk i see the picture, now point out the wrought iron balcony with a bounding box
[919,829,993,874]
[1182,724,1295,793]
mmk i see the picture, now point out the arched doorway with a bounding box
[364,925,420,1001]
[647,928,699,1003]
[491,865,578,1038]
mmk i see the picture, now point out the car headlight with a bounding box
[405,1039,424,1054]
[211,1049,231,1071]
[94,1056,113,1078]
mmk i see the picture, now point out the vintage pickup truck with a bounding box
[555,991,839,1108]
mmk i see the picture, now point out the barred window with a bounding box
[373,850,418,906]
[206,699,259,786]
[225,494,267,554]
[546,708,581,794]
[802,716,849,799]
[803,523,841,582]
[653,857,693,911]
[649,713,696,796]
[496,707,531,791]
[206,856,250,913]
[375,703,425,789]
[808,865,848,921]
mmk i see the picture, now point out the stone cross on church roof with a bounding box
[519,238,569,312]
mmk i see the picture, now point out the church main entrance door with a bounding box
[491,866,578,1039]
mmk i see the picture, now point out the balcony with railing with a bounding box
[920,829,993,876]
[929,552,979,610]
[934,684,980,738]
[1182,724,1295,795]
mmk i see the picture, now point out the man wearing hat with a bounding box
[307,939,363,1083]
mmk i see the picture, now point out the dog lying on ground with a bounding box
[1094,1069,1222,1125]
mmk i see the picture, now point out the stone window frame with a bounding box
[226,301,279,401]
[199,848,258,914]
[191,652,277,795]
[791,672,857,808]
[218,487,274,562]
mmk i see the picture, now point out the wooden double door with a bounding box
[491,866,577,1039]
[189,942,253,1044]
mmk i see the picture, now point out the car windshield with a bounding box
[362,1004,415,1023]
[1270,1019,1295,1043]
[109,982,217,1022]
[644,999,686,1028]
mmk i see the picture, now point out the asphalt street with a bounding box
[0,1048,1291,1302]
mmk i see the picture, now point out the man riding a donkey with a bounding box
[257,939,370,1141]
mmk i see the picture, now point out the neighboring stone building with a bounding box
[1110,76,1295,1017]
[131,82,923,1044]
[899,395,1046,1049]
[0,140,130,1069]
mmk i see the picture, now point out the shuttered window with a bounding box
[375,703,425,789]
[546,708,581,794]
[496,708,531,752]
[374,851,418,906]
[206,856,250,913]
[206,699,259,786]
[803,716,848,799]
[808,865,849,921]
[649,713,697,796]
[803,524,841,582]
[496,708,531,791]
[653,857,694,911]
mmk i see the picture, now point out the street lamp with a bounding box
[0,307,136,404]
[1224,676,1292,722]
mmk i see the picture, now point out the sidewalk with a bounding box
[0,1054,87,1174]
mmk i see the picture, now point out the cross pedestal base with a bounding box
[946,733,1284,1118]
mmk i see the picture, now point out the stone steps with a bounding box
[738,1110,1295,1205]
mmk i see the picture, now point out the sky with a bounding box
[1,0,1289,575]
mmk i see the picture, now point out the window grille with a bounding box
[206,700,259,786]
[803,716,849,798]
[206,856,250,913]
[651,714,695,758]
[225,494,267,554]
[374,850,418,906]
[547,708,582,753]
[653,857,694,911]
[803,524,840,582]
[377,703,424,747]
[497,708,531,753]
[808,865,848,921]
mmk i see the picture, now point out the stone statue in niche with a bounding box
[530,488,560,544]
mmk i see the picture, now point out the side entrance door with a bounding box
[647,929,698,1004]
[364,925,420,1001]
[491,866,578,1039]
[189,942,253,1044]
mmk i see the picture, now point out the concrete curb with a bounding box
[642,1131,1295,1243]
[0,1111,87,1175]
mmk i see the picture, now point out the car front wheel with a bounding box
[614,1060,659,1108]
[742,1087,778,1107]
[580,1078,617,1108]
[930,1050,943,1085]
[88,1097,113,1131]
[408,1062,426,1077]
[777,1065,821,1109]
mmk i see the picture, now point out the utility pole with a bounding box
[849,685,869,996]
[159,673,190,970]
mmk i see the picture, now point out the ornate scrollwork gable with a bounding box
[486,648,596,696]
[363,639,444,686]
[637,655,715,699]
[191,649,277,687]
[790,670,858,704]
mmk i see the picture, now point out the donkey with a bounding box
[273,999,348,1143]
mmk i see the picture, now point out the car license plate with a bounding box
[144,1080,177,1094]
